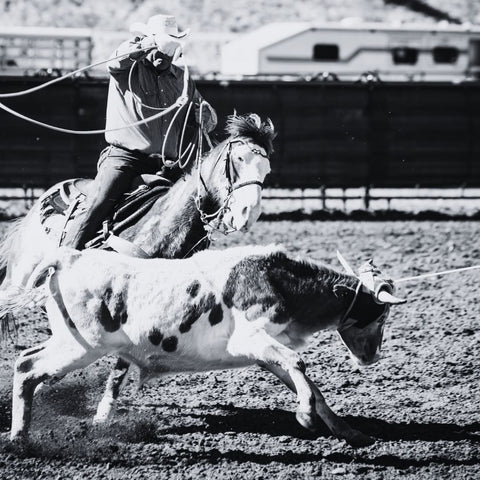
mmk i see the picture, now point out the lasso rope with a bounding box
[0,46,190,135]
[337,250,480,288]
[395,265,480,283]
[0,49,153,98]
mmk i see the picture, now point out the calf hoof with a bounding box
[345,430,375,448]
[93,399,114,425]
[92,415,110,426]
[295,410,321,432]
[10,431,28,444]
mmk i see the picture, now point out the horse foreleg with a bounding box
[93,357,131,424]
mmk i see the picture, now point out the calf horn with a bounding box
[377,289,407,305]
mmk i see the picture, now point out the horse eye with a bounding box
[237,156,244,162]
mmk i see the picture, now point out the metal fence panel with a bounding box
[0,77,479,189]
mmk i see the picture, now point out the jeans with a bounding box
[62,145,159,249]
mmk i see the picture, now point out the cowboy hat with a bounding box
[129,14,189,39]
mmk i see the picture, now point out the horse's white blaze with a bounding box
[223,146,271,232]
[225,184,262,232]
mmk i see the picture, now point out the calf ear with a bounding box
[333,284,356,300]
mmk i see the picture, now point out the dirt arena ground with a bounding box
[0,220,479,479]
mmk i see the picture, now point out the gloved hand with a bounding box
[153,33,181,58]
[139,35,157,52]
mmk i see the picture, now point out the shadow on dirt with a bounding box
[168,448,480,469]
[1,403,479,470]
[344,414,480,443]
[160,405,480,443]
[160,404,323,439]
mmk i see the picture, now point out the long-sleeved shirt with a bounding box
[105,37,217,158]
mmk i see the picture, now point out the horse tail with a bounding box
[0,217,25,286]
[0,254,59,342]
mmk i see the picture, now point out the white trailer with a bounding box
[221,21,480,81]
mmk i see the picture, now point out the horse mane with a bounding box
[225,113,276,156]
[182,113,276,175]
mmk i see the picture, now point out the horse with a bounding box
[0,112,275,423]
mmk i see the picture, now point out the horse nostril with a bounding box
[242,206,249,217]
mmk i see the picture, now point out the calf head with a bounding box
[336,257,406,367]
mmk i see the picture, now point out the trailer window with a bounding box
[313,44,339,61]
[392,47,418,65]
[470,40,480,66]
[433,46,459,64]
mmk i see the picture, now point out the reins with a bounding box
[0,45,270,239]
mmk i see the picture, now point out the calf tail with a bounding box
[0,255,60,342]
[0,285,50,341]
[0,217,25,286]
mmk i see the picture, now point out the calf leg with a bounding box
[11,339,101,440]
[259,363,375,447]
[93,357,131,424]
[227,312,317,431]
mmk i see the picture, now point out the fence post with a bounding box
[321,185,326,210]
[364,185,370,210]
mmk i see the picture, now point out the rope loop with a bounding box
[0,46,191,135]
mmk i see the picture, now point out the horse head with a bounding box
[197,113,275,234]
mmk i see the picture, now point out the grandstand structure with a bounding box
[0,26,92,76]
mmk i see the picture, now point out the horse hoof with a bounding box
[295,410,321,432]
[345,430,376,448]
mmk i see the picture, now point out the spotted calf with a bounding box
[7,244,405,447]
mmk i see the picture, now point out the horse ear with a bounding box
[232,108,237,117]
[248,113,261,128]
[266,117,275,133]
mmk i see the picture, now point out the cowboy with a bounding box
[63,14,217,249]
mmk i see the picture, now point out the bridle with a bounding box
[194,137,269,236]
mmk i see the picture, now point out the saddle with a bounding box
[39,174,172,256]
